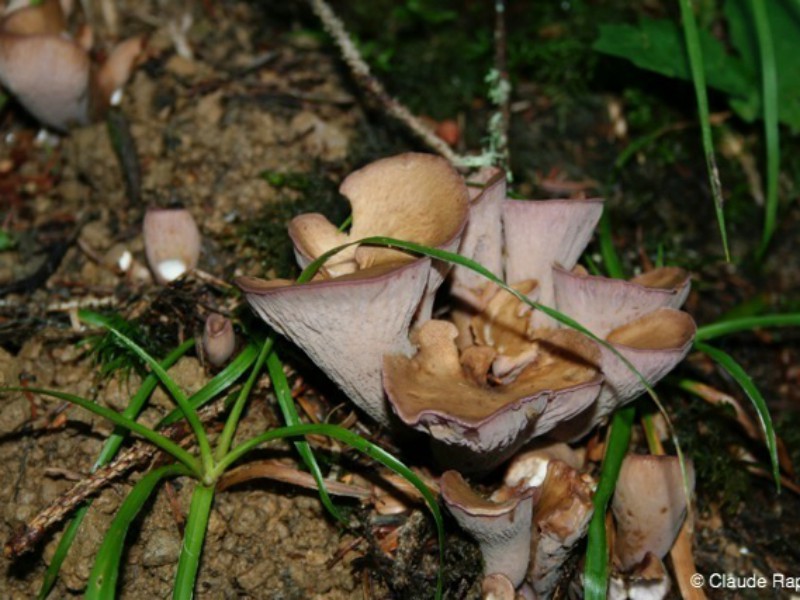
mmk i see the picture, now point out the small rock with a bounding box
[142,527,181,567]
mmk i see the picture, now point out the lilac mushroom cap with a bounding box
[441,470,536,588]
[0,0,143,131]
[502,198,603,328]
[612,454,695,571]
[239,260,431,425]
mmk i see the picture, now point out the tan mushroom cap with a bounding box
[451,167,506,307]
[612,454,695,571]
[471,280,539,380]
[239,259,431,425]
[441,470,536,588]
[529,460,594,599]
[552,265,691,339]
[384,321,602,471]
[502,198,603,328]
[289,152,469,276]
[553,308,695,441]
[142,207,202,285]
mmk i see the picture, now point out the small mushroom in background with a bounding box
[202,314,235,367]
[441,470,537,588]
[608,454,695,600]
[0,0,144,131]
[143,207,201,285]
[481,573,521,600]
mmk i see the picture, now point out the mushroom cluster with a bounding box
[0,0,144,131]
[238,153,696,596]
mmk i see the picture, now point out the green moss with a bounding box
[238,166,349,278]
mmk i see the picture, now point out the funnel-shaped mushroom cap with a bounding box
[451,167,506,306]
[599,308,696,413]
[239,259,430,425]
[0,34,91,130]
[553,308,695,441]
[552,266,691,339]
[143,208,202,285]
[529,461,594,599]
[502,199,603,327]
[612,455,695,571]
[441,470,536,588]
[384,321,601,471]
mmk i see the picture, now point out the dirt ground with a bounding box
[0,1,798,599]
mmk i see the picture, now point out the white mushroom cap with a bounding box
[143,208,202,285]
[441,470,536,588]
[239,259,431,425]
[612,454,695,571]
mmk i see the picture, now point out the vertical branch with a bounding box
[307,0,462,165]
[492,0,511,174]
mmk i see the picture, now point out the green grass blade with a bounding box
[216,423,445,599]
[85,464,189,599]
[752,0,780,259]
[37,338,193,600]
[694,341,780,490]
[598,209,625,279]
[695,313,800,342]
[97,323,214,474]
[584,406,635,600]
[2,386,201,476]
[266,347,345,523]
[678,0,730,261]
[215,338,273,460]
[173,483,215,600]
[158,343,260,428]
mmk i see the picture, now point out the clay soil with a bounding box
[1,1,798,599]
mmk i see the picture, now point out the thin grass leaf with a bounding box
[266,347,346,523]
[678,0,730,261]
[694,341,780,490]
[695,313,800,342]
[584,406,635,600]
[598,209,625,279]
[38,338,194,600]
[752,0,780,259]
[158,343,260,427]
[98,322,215,474]
[215,422,446,599]
[173,483,215,600]
[85,464,190,600]
[2,386,202,476]
[215,339,273,460]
